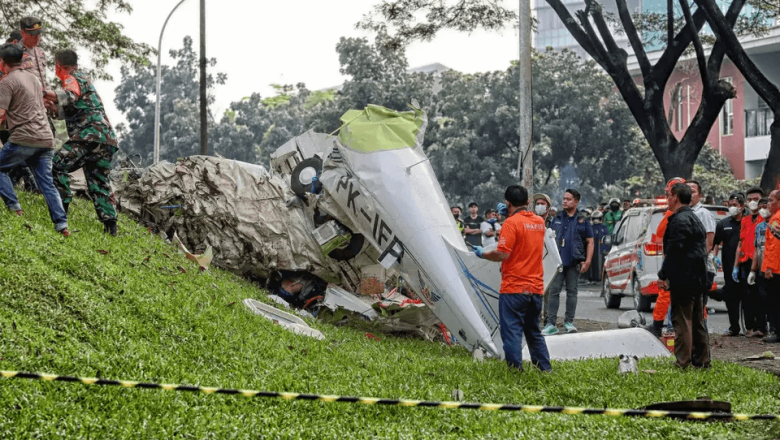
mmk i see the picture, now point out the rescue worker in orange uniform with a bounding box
[734,187,765,336]
[474,185,551,371]
[761,190,780,342]
[645,177,685,337]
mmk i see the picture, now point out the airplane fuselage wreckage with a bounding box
[117,104,567,359]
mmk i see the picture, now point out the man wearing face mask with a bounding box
[748,198,772,339]
[451,206,465,233]
[713,193,745,336]
[757,191,780,343]
[604,198,623,234]
[532,193,552,226]
[734,187,766,336]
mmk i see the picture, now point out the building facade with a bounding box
[533,0,779,180]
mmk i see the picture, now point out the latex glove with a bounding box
[488,218,497,225]
[473,246,485,259]
[732,267,740,283]
[714,256,722,271]
[748,271,756,285]
[497,203,508,217]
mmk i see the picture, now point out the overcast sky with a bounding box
[92,0,519,127]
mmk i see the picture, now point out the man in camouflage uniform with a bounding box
[44,49,119,236]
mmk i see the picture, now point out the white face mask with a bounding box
[535,204,547,216]
[728,206,740,217]
[748,201,759,211]
[760,208,770,218]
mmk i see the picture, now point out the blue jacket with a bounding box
[550,211,593,267]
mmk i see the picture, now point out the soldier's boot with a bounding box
[103,219,118,237]
[644,320,664,338]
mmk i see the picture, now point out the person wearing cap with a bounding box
[604,198,623,234]
[657,183,710,369]
[19,17,47,89]
[480,208,501,247]
[713,193,746,336]
[44,50,119,236]
[0,43,68,235]
[588,210,610,283]
[532,193,552,226]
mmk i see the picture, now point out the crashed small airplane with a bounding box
[116,104,563,359]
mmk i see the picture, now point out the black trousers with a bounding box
[766,276,780,335]
[670,287,710,368]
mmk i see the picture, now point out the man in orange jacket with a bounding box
[646,177,685,337]
[761,190,780,342]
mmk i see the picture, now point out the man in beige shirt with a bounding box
[0,43,68,235]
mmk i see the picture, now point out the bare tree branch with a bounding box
[576,8,615,71]
[544,0,600,61]
[706,0,747,77]
[698,0,780,105]
[654,9,706,88]
[667,0,674,45]
[678,0,710,87]
[615,0,651,78]
[588,0,622,57]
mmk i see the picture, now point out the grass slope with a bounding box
[1,192,779,439]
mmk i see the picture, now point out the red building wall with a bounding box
[633,60,745,179]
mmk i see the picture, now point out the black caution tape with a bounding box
[1,370,775,421]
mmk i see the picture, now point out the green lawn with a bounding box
[1,192,779,439]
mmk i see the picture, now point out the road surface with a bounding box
[548,283,732,334]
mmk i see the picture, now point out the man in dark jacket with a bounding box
[657,183,710,369]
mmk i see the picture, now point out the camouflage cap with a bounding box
[20,17,43,35]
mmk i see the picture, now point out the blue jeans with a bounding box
[0,142,68,231]
[499,293,552,371]
[546,265,580,326]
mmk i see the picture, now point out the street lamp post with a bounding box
[154,0,188,164]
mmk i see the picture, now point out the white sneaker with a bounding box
[564,322,578,333]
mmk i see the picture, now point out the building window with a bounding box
[720,77,733,136]
[676,87,683,131]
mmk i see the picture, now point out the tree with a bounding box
[1,0,152,80]
[612,141,760,201]
[359,0,743,182]
[693,0,780,191]
[427,48,642,207]
[114,37,226,164]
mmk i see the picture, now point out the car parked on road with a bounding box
[601,203,727,311]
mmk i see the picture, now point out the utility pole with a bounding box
[517,0,533,189]
[199,0,208,155]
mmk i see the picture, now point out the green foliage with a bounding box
[0,0,153,81]
[113,37,239,165]
[609,142,761,201]
[1,193,780,438]
[427,48,643,208]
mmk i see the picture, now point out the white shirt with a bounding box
[481,221,502,247]
[691,202,717,234]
